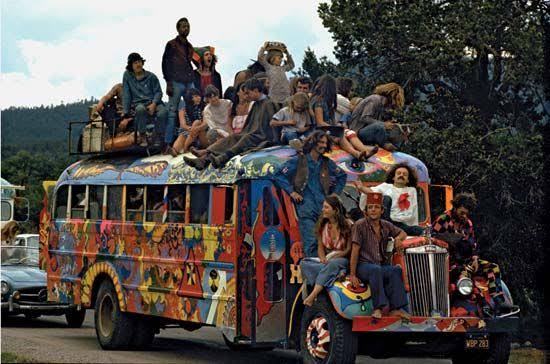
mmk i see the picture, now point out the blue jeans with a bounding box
[167,81,195,144]
[299,217,318,257]
[357,122,389,147]
[356,262,409,311]
[134,103,168,136]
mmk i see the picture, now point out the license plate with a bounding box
[464,334,489,350]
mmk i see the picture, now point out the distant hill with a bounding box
[1,100,95,158]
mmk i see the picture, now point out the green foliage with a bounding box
[295,47,339,81]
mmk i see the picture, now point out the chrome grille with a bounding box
[404,245,449,317]
[18,287,48,303]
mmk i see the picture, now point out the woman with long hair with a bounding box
[301,194,352,306]
[311,75,378,161]
[230,83,253,134]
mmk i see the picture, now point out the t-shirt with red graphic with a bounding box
[361,182,419,226]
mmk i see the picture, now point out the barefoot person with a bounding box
[349,192,410,319]
[301,195,352,306]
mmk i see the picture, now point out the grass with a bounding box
[1,352,37,363]
[509,348,546,364]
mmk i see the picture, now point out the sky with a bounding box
[0,0,337,109]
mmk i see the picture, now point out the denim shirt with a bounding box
[122,70,163,114]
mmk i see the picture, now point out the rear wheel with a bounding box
[65,308,86,328]
[300,294,357,364]
[94,280,134,349]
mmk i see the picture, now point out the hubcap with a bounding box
[306,316,330,360]
[98,293,115,337]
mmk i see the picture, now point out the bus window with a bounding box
[70,185,87,219]
[167,186,186,223]
[1,201,11,222]
[225,187,234,224]
[262,187,279,226]
[54,185,69,219]
[264,262,283,302]
[190,185,209,224]
[146,185,166,223]
[89,185,104,220]
[126,186,144,222]
[107,186,122,220]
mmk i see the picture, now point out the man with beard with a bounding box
[349,192,410,320]
[162,17,199,153]
[432,193,516,316]
[184,77,279,169]
[357,163,424,236]
[272,130,347,257]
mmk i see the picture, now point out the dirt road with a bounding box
[1,311,450,363]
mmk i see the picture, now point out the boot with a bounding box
[184,156,210,170]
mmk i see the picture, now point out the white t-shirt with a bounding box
[360,182,419,226]
[204,99,232,135]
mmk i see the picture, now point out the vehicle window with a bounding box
[146,185,166,223]
[1,201,11,222]
[190,185,209,224]
[417,187,427,223]
[264,262,283,302]
[54,185,69,219]
[262,187,279,226]
[88,185,104,220]
[27,236,39,249]
[1,245,38,266]
[126,185,144,222]
[167,186,186,223]
[14,238,25,246]
[225,187,234,224]
[70,185,87,219]
[106,186,123,220]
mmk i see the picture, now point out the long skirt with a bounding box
[300,257,349,287]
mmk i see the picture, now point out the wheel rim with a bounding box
[98,293,115,338]
[306,316,331,360]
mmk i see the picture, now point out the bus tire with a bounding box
[94,280,134,349]
[300,294,357,364]
[130,315,156,349]
[65,308,86,328]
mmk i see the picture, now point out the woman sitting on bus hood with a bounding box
[301,195,352,306]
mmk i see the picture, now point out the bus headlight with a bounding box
[1,281,9,295]
[457,277,473,296]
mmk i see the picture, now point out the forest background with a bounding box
[1,0,549,346]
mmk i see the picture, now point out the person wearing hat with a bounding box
[162,17,200,152]
[257,41,295,105]
[193,46,222,96]
[271,130,347,257]
[349,191,410,319]
[122,52,169,152]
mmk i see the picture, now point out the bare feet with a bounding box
[372,309,383,319]
[389,309,411,320]
[303,294,316,307]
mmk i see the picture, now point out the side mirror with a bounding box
[13,197,29,222]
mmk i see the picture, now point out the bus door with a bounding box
[250,180,287,343]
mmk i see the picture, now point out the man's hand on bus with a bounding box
[349,274,361,288]
[147,103,157,116]
[290,192,303,203]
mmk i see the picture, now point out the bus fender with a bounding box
[81,261,126,311]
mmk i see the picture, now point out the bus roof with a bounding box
[56,146,430,187]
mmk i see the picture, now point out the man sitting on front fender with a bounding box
[348,192,410,319]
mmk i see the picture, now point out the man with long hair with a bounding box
[357,162,424,236]
[272,130,347,257]
[349,82,405,151]
[193,46,222,96]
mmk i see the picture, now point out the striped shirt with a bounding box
[351,218,403,264]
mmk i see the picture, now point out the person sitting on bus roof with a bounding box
[184,78,280,169]
[90,83,132,135]
[349,192,410,320]
[202,85,233,141]
[301,195,352,306]
[432,193,516,316]
[122,52,168,151]
[172,88,207,154]
[271,130,347,257]
[356,163,424,236]
[193,46,222,96]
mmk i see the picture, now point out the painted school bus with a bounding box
[40,145,517,363]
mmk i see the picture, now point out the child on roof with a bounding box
[257,41,295,105]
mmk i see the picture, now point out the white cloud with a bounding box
[0,0,335,109]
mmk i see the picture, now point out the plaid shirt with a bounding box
[432,210,477,255]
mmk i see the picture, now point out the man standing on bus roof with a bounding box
[272,130,347,257]
[162,17,199,151]
[356,162,424,236]
[122,52,169,152]
[349,192,410,320]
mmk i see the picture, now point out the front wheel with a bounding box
[300,294,357,364]
[94,280,134,349]
[65,308,86,328]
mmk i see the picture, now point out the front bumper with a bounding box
[352,315,519,334]
[1,294,74,314]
